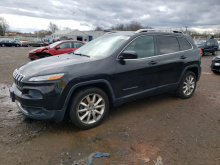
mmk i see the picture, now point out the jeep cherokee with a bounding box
[10,29,201,129]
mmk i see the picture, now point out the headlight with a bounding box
[29,73,64,82]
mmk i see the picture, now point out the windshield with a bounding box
[74,35,130,58]
[49,41,62,48]
[195,40,206,45]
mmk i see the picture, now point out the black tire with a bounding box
[202,50,205,56]
[175,71,197,99]
[212,50,217,55]
[68,87,109,129]
[212,70,219,74]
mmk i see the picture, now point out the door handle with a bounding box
[180,55,187,59]
[149,61,158,65]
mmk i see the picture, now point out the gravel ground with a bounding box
[0,47,220,165]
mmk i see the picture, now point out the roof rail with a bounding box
[135,29,184,34]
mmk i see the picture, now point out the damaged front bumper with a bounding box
[9,83,65,122]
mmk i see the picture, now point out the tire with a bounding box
[202,50,205,56]
[28,44,31,47]
[68,87,109,129]
[175,71,197,99]
[212,70,219,74]
[212,50,217,55]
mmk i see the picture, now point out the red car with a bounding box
[28,40,85,60]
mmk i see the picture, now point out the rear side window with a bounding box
[73,42,84,48]
[210,40,214,46]
[177,37,192,50]
[157,36,180,55]
[214,40,219,46]
[124,35,154,58]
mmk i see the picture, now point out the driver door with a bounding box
[114,35,158,101]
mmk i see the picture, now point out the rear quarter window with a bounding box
[157,36,180,55]
[177,37,192,51]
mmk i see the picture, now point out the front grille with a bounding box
[13,69,25,90]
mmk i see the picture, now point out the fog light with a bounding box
[28,90,43,99]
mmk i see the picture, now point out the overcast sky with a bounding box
[0,0,220,32]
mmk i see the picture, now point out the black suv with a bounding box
[10,29,201,129]
[195,39,219,56]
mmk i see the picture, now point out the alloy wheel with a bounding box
[183,75,195,96]
[77,94,105,124]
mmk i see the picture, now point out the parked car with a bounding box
[195,39,219,55]
[28,40,85,60]
[10,29,201,129]
[0,40,21,47]
[26,41,48,47]
[53,36,69,42]
[211,55,220,74]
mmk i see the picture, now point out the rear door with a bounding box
[115,35,158,100]
[154,35,189,93]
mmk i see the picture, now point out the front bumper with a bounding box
[211,61,220,72]
[9,83,65,122]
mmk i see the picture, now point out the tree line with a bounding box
[1,16,220,38]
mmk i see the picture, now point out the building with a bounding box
[50,29,106,42]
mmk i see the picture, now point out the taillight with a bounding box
[199,49,203,55]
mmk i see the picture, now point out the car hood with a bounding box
[17,54,94,79]
[29,46,49,53]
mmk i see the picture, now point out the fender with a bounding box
[61,79,117,115]
[178,64,201,83]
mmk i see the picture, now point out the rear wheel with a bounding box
[68,87,109,129]
[175,71,197,99]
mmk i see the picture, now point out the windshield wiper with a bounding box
[74,53,90,58]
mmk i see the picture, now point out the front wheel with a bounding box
[68,87,109,129]
[212,50,217,55]
[202,50,205,56]
[175,71,197,99]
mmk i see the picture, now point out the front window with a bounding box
[74,35,130,58]
[195,40,206,45]
[59,42,71,49]
[124,36,155,58]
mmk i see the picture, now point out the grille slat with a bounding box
[13,69,25,90]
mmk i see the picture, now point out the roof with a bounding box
[53,29,73,35]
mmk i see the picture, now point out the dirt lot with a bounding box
[0,47,220,165]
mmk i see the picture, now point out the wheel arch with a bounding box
[179,65,201,83]
[62,80,116,119]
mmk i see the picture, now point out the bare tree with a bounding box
[111,21,152,31]
[48,22,59,33]
[0,17,9,36]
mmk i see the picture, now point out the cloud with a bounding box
[0,0,220,32]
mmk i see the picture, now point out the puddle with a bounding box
[202,72,213,75]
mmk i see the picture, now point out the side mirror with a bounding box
[118,51,138,60]
[55,46,60,49]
